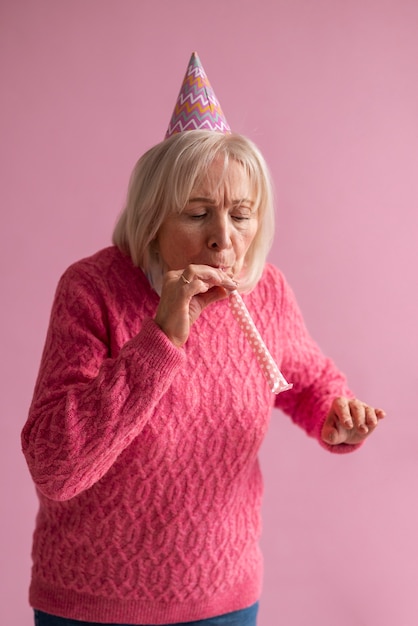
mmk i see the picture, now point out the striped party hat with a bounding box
[165,52,231,139]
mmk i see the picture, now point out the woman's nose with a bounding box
[207,217,231,250]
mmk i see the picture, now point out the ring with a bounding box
[181,273,191,284]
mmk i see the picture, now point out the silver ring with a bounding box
[181,273,191,284]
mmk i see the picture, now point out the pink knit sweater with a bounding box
[22,246,354,624]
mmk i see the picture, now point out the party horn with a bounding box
[229,290,293,394]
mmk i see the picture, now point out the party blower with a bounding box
[229,290,293,394]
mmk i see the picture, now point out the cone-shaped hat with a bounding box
[165,52,231,139]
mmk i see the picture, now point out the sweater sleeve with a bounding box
[21,265,185,501]
[273,272,358,454]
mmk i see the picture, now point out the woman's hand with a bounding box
[321,397,386,446]
[154,265,237,348]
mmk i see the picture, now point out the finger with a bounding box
[180,265,238,291]
[348,398,369,434]
[178,272,209,294]
[197,285,229,307]
[322,418,349,446]
[324,427,342,445]
[376,408,386,420]
[179,279,230,318]
[364,405,378,429]
[332,397,354,429]
[180,272,192,285]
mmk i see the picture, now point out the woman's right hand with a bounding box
[154,265,238,348]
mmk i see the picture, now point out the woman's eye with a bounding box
[188,213,207,220]
[232,214,250,222]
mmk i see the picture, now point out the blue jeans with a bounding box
[34,603,258,626]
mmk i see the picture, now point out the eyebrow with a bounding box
[188,196,217,205]
[188,196,255,206]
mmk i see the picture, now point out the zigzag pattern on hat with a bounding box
[165,52,231,139]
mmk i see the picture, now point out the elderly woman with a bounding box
[22,55,384,626]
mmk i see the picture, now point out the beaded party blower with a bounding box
[229,290,293,394]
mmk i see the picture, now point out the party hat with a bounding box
[165,52,231,139]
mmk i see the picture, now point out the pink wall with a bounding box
[1,1,417,624]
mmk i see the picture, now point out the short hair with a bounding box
[112,130,275,292]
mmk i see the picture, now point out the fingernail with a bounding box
[344,419,353,429]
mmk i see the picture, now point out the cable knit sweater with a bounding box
[22,246,355,625]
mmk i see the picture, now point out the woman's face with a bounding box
[156,157,259,278]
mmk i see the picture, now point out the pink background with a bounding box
[1,1,417,624]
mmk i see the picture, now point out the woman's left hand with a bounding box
[321,397,386,446]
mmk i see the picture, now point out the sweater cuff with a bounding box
[128,317,186,379]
